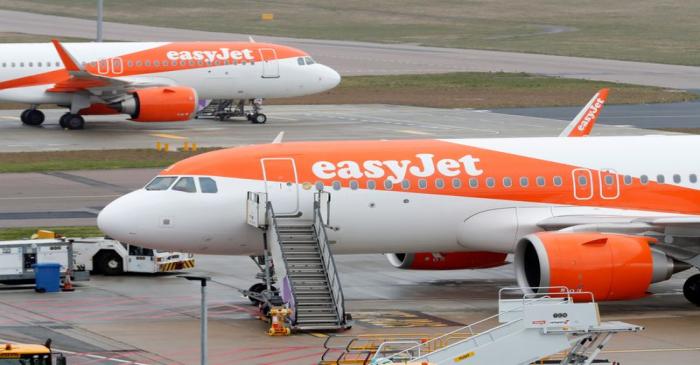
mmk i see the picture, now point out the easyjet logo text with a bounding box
[578,97,605,132]
[166,48,255,63]
[312,154,483,183]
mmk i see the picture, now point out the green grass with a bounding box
[0,226,102,240]
[1,0,700,65]
[0,148,219,173]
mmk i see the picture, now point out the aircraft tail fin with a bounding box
[559,88,609,137]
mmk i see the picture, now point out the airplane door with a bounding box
[259,48,280,78]
[261,158,299,215]
[598,169,620,200]
[572,168,594,200]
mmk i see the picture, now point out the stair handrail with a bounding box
[313,196,346,326]
[265,201,299,319]
[377,289,577,362]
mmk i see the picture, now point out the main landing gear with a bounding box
[683,273,700,306]
[20,108,45,126]
[58,113,85,130]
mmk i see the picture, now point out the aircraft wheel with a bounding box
[21,109,45,126]
[59,113,71,129]
[251,113,267,124]
[64,114,85,130]
[248,283,266,305]
[683,273,700,306]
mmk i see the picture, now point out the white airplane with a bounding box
[97,90,700,308]
[0,40,340,129]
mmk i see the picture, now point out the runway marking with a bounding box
[399,129,434,135]
[603,347,700,354]
[269,116,299,121]
[149,133,188,140]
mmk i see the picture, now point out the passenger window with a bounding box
[536,176,545,187]
[640,175,649,185]
[469,178,478,188]
[297,57,305,66]
[503,177,512,188]
[452,178,461,189]
[673,174,681,183]
[553,176,563,187]
[401,180,410,190]
[367,180,376,190]
[145,60,151,66]
[350,180,359,190]
[302,182,312,190]
[691,174,698,183]
[486,177,495,188]
[37,62,42,67]
[435,178,445,189]
[172,177,196,193]
[315,181,324,191]
[604,175,614,186]
[154,60,160,66]
[145,176,177,191]
[384,180,393,190]
[136,60,142,66]
[623,175,633,185]
[56,61,61,67]
[332,181,341,190]
[199,177,218,193]
[578,176,588,186]
[519,177,529,187]
[418,179,427,189]
[28,62,33,67]
[127,60,133,67]
[657,174,665,184]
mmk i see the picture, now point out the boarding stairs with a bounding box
[320,288,641,365]
[246,191,351,331]
[195,99,241,120]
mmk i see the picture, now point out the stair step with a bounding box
[296,301,334,306]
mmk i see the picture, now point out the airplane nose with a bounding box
[97,191,141,240]
[319,65,341,90]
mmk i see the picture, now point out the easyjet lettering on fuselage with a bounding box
[166,48,255,63]
[312,153,483,183]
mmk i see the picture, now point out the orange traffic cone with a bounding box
[62,270,75,292]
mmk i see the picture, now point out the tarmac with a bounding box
[0,255,698,365]
[1,9,700,88]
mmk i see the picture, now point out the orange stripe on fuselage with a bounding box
[0,42,308,91]
[161,139,700,216]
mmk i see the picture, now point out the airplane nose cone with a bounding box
[98,192,140,240]
[318,65,341,91]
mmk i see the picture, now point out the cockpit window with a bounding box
[199,177,218,193]
[304,57,315,65]
[172,177,197,193]
[297,57,305,66]
[145,176,177,191]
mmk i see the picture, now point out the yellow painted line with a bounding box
[150,133,188,140]
[308,332,329,338]
[399,129,433,136]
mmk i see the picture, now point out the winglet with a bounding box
[559,88,609,137]
[272,131,285,144]
[51,39,84,72]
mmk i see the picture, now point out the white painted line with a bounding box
[398,129,434,136]
[0,195,121,200]
[0,116,20,120]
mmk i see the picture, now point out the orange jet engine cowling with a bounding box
[109,86,198,122]
[514,232,685,301]
[386,252,508,270]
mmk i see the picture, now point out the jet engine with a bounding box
[109,86,198,122]
[514,232,689,301]
[386,252,508,270]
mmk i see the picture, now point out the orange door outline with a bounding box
[572,168,594,200]
[259,48,280,78]
[261,158,299,215]
[598,169,620,200]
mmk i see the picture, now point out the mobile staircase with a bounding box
[246,191,351,331]
[195,99,238,120]
[320,288,641,365]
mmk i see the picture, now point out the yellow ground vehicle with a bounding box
[0,342,66,365]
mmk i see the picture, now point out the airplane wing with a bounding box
[48,40,172,99]
[559,88,609,137]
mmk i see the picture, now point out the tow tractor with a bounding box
[0,340,66,365]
